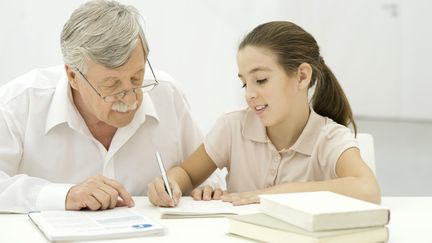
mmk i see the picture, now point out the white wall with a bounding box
[2,0,431,134]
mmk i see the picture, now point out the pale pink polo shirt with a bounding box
[204,107,359,192]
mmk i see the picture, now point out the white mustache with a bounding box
[111,101,138,113]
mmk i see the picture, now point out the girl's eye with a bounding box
[241,83,247,89]
[256,78,267,84]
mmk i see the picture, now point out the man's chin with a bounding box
[109,110,136,127]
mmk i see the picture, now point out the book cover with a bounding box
[28,207,165,241]
[228,213,389,243]
[259,191,390,231]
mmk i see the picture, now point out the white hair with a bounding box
[60,0,149,72]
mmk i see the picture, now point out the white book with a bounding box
[28,207,165,241]
[228,213,389,243]
[259,191,390,232]
[159,197,258,219]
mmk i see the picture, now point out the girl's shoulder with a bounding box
[320,116,355,140]
[210,107,252,132]
[220,107,249,121]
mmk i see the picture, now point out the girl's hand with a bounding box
[191,186,225,200]
[147,177,182,207]
[221,191,262,205]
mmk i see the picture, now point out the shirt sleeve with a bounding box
[203,114,232,170]
[169,82,203,160]
[0,107,73,213]
[317,122,359,179]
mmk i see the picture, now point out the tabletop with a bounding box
[1,196,431,242]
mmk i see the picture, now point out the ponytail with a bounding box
[312,57,357,135]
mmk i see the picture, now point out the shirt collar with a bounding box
[242,106,326,155]
[45,72,78,134]
[242,108,268,143]
[45,73,160,134]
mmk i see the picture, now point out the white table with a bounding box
[1,197,431,242]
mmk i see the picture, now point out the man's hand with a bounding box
[66,175,134,211]
[191,186,225,201]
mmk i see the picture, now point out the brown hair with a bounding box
[239,21,357,134]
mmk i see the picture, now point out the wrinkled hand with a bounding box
[191,186,225,201]
[66,175,134,211]
[221,191,261,206]
[147,177,182,207]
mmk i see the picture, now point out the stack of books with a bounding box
[227,191,390,243]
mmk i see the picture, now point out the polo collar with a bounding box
[242,108,268,143]
[242,106,326,155]
[290,108,326,155]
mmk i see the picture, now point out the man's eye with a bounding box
[132,78,142,86]
[102,81,121,90]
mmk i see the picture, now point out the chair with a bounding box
[356,133,376,175]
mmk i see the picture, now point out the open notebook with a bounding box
[159,197,259,219]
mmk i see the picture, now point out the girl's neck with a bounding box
[266,104,310,151]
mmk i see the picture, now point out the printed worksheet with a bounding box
[29,207,165,241]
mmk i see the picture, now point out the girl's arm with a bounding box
[169,144,218,194]
[222,147,381,205]
[147,144,218,207]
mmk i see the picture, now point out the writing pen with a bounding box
[155,151,173,199]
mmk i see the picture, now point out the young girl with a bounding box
[148,21,381,207]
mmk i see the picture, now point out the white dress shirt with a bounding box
[0,65,224,213]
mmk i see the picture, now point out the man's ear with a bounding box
[65,64,79,90]
[296,63,312,90]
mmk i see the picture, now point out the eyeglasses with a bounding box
[76,59,159,103]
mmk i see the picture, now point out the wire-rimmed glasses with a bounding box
[76,59,158,103]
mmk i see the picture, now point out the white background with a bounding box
[1,0,431,195]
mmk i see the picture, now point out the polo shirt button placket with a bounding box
[273,153,281,162]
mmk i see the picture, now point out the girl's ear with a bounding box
[65,64,79,90]
[296,63,312,90]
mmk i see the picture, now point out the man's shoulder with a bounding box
[0,65,63,104]
[147,70,186,100]
[150,69,177,84]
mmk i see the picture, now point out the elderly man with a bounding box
[0,0,223,213]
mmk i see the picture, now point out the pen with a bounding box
[155,151,173,199]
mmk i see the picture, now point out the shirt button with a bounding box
[266,183,272,188]
[273,157,280,163]
[270,169,276,176]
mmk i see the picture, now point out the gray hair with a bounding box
[60,0,149,72]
